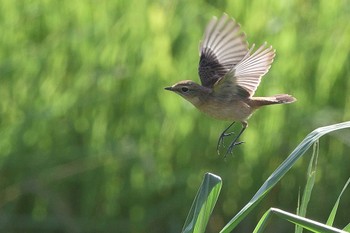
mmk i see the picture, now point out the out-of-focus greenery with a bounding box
[0,0,349,232]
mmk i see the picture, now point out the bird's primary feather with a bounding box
[198,13,248,88]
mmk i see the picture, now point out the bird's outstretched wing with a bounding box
[213,43,275,97]
[198,14,248,88]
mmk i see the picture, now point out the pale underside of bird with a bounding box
[165,14,296,156]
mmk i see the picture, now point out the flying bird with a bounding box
[165,14,296,156]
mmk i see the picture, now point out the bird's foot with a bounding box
[223,140,245,158]
[216,131,234,155]
[216,122,236,155]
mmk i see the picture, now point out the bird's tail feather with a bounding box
[251,94,296,107]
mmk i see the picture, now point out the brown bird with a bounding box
[165,14,296,156]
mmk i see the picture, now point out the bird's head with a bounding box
[164,80,211,106]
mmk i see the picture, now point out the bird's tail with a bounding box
[251,94,296,107]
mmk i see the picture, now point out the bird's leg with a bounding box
[216,121,236,155]
[224,122,248,157]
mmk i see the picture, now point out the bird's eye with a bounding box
[181,87,189,92]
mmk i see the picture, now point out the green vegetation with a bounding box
[0,1,349,232]
[182,124,350,233]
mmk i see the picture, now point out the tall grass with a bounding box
[182,122,350,233]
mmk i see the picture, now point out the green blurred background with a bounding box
[0,0,349,232]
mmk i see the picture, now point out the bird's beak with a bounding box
[164,86,173,91]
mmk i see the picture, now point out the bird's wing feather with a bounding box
[198,14,248,88]
[213,43,275,97]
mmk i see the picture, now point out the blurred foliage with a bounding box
[0,0,349,232]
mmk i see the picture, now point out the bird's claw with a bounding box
[216,121,247,157]
[216,132,234,155]
[223,141,245,158]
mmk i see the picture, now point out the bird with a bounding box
[165,14,296,156]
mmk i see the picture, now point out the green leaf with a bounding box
[182,172,222,233]
[220,121,350,233]
[343,223,350,232]
[295,141,319,233]
[326,178,350,226]
[255,208,347,233]
[252,210,273,233]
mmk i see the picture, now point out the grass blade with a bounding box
[343,223,350,232]
[255,208,348,233]
[252,210,272,233]
[273,208,347,233]
[326,178,350,226]
[295,141,319,233]
[182,172,222,233]
[220,121,350,233]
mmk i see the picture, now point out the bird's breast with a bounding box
[195,98,254,121]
